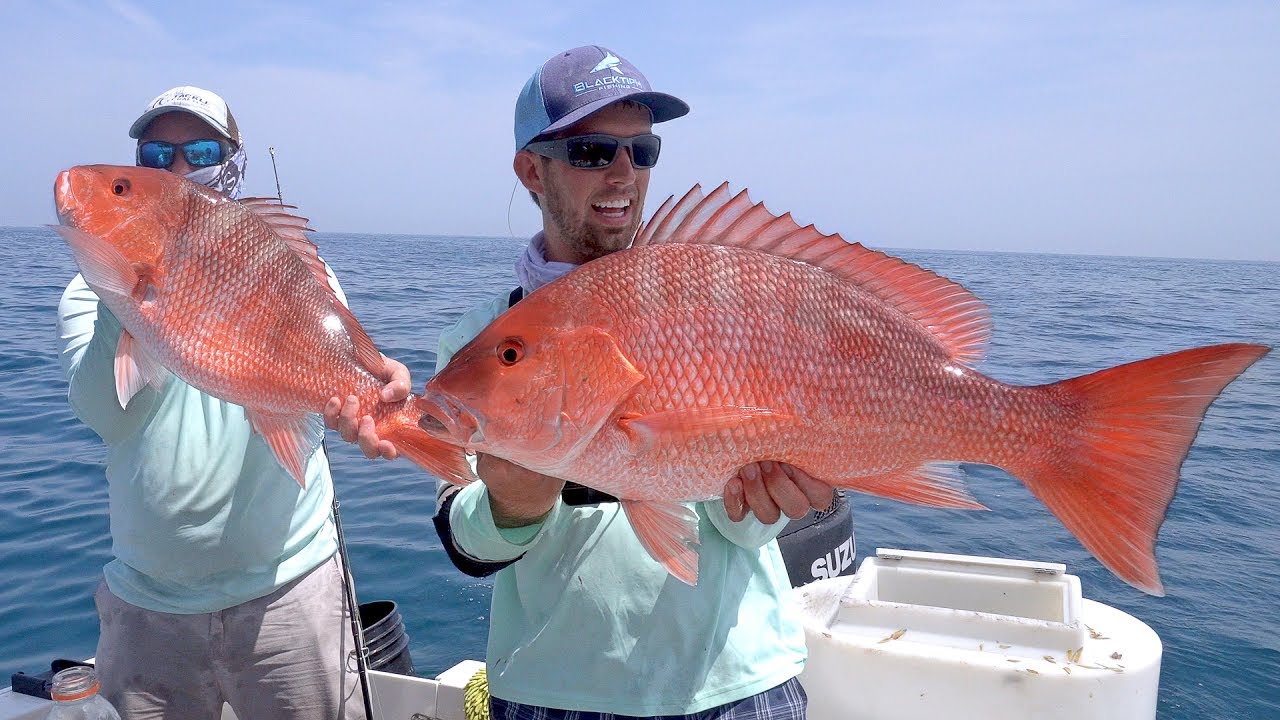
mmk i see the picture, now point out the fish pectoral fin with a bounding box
[616,407,790,456]
[113,331,168,408]
[621,499,701,586]
[835,462,987,510]
[52,225,139,299]
[245,410,325,488]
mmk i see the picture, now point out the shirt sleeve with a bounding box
[431,293,535,574]
[57,274,158,443]
[446,480,565,563]
[702,500,791,549]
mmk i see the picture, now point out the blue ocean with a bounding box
[1,226,1276,718]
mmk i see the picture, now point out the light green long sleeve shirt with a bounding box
[437,291,807,716]
[56,272,340,613]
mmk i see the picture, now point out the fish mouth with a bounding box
[417,392,485,448]
[54,170,76,224]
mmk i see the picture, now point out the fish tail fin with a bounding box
[378,402,478,486]
[1008,342,1268,595]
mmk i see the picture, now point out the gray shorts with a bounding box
[94,553,367,720]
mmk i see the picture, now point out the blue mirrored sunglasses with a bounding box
[136,139,226,169]
[524,133,661,169]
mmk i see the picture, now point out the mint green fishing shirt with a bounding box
[437,293,807,716]
[56,272,339,614]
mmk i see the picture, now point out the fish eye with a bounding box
[112,179,132,196]
[497,338,525,366]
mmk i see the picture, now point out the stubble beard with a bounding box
[541,181,639,264]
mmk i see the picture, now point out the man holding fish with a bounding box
[54,86,407,719]
[394,42,1265,718]
[50,46,1265,720]
[422,46,828,719]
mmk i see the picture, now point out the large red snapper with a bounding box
[53,165,473,487]
[419,182,1268,593]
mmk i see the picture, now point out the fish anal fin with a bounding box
[114,331,168,408]
[617,406,789,456]
[638,184,992,364]
[246,410,325,488]
[836,462,987,510]
[621,499,701,585]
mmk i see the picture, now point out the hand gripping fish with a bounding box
[53,165,473,488]
[418,182,1268,594]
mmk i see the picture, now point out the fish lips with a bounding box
[417,392,485,448]
[54,170,77,224]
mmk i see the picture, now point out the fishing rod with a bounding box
[332,481,377,720]
[269,145,377,716]
[268,146,285,205]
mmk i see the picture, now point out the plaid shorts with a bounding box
[489,677,807,720]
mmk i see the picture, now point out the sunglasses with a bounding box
[524,133,661,169]
[136,139,227,169]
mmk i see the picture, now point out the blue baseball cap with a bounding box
[514,45,690,151]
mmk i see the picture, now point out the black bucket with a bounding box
[358,600,415,676]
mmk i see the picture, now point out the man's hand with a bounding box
[477,453,566,528]
[723,461,833,524]
[322,355,411,460]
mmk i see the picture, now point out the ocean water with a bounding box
[1,226,1276,718]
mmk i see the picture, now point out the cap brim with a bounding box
[128,107,233,141]
[535,91,690,143]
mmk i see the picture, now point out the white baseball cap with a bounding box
[128,85,241,145]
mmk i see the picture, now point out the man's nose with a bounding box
[604,149,638,182]
[168,156,194,176]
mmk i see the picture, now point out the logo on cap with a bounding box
[574,49,642,97]
[591,51,624,76]
[151,89,213,111]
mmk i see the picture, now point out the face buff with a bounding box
[514,231,579,295]
[184,143,247,199]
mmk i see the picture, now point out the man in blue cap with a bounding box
[430,46,830,719]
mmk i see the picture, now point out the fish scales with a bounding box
[54,165,472,487]
[421,182,1268,591]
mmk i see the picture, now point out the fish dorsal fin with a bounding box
[239,198,384,375]
[635,183,991,365]
[329,298,385,374]
[240,198,330,288]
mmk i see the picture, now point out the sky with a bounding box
[3,1,1278,261]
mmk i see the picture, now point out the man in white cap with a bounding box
[397,46,826,719]
[56,85,403,719]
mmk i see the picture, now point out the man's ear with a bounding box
[513,151,545,196]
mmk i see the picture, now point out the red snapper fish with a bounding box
[53,164,472,487]
[419,182,1268,593]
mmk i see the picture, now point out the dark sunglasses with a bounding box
[136,139,227,169]
[524,133,661,169]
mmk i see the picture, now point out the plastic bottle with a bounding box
[44,666,121,720]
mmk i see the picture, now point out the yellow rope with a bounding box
[462,667,490,720]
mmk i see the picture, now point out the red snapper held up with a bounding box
[419,182,1268,593]
[53,164,473,488]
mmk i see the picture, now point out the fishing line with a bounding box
[506,179,519,239]
[268,147,376,714]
